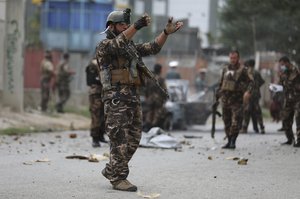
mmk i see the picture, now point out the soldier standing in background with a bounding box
[278,56,300,147]
[96,8,183,191]
[165,64,181,80]
[241,59,265,134]
[215,51,254,149]
[85,58,107,147]
[40,50,55,112]
[55,53,74,113]
[144,63,168,131]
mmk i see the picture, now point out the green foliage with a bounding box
[219,0,300,63]
[64,106,91,118]
[0,127,40,135]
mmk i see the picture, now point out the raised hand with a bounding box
[134,13,151,30]
[164,17,184,35]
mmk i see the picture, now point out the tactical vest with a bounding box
[100,57,142,91]
[221,64,244,92]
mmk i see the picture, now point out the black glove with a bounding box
[134,15,150,30]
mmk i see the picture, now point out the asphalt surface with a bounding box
[0,120,300,199]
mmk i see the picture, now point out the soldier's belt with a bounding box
[111,69,141,86]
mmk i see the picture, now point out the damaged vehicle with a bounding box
[141,79,215,131]
[164,79,213,130]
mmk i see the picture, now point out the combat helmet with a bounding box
[106,8,131,27]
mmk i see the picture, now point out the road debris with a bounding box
[69,133,77,138]
[66,153,109,162]
[137,191,160,199]
[183,135,203,139]
[237,158,248,165]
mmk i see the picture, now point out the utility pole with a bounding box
[3,0,26,112]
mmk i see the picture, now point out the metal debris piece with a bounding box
[35,158,50,162]
[65,155,89,160]
[23,161,33,165]
[226,157,240,161]
[183,135,203,139]
[180,140,191,145]
[137,191,160,199]
[237,158,248,165]
[88,154,109,162]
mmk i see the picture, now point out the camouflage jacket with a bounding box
[40,59,54,81]
[145,74,167,106]
[96,32,162,101]
[218,63,254,105]
[279,65,300,101]
[250,68,265,99]
[56,61,72,86]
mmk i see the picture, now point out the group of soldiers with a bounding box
[214,51,300,149]
[40,51,74,113]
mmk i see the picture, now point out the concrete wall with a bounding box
[0,19,4,92]
[2,0,26,111]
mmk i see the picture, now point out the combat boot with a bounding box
[92,138,101,148]
[99,134,108,143]
[229,136,237,149]
[281,131,294,145]
[294,138,300,147]
[222,136,232,149]
[294,142,300,147]
[281,139,294,145]
[253,126,259,134]
[260,127,265,134]
[112,180,137,192]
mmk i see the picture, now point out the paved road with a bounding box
[0,121,299,199]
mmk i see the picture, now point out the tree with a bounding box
[219,0,300,64]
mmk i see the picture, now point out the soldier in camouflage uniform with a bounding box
[216,51,254,149]
[144,63,168,131]
[96,8,183,191]
[55,53,74,113]
[278,56,300,147]
[85,58,107,147]
[40,50,55,112]
[241,59,265,134]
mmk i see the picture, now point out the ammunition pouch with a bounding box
[221,80,236,91]
[100,68,141,91]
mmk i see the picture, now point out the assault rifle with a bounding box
[124,44,169,100]
[211,88,222,138]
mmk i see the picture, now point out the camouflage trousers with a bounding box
[56,86,70,112]
[242,98,264,132]
[102,98,142,183]
[89,93,105,140]
[40,79,51,112]
[222,102,243,138]
[144,102,167,130]
[281,100,300,142]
